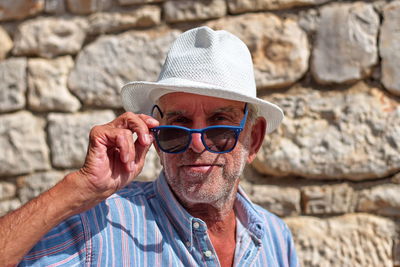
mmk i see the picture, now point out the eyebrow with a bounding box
[163,106,243,120]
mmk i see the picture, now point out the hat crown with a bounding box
[157,26,257,98]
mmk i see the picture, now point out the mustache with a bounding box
[177,150,225,166]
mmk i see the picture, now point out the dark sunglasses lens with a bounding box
[156,128,189,153]
[204,128,237,152]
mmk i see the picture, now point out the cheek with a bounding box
[161,154,179,173]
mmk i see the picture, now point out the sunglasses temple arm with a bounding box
[151,104,164,118]
[239,103,249,127]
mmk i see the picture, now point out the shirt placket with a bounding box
[191,219,220,267]
[233,230,262,266]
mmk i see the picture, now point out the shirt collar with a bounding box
[154,172,266,247]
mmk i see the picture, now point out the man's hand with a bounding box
[0,112,159,266]
[75,112,159,202]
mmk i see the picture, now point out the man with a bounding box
[0,26,298,266]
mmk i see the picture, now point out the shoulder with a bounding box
[253,204,291,233]
[108,180,155,201]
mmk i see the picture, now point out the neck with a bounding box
[178,181,239,267]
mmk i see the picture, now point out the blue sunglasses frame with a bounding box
[150,103,248,154]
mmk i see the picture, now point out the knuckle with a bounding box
[89,125,102,138]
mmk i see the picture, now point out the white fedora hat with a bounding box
[121,26,283,133]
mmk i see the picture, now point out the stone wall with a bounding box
[0,0,399,265]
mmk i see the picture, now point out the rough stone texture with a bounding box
[164,0,226,23]
[395,236,400,266]
[13,16,88,58]
[18,171,68,203]
[0,111,50,176]
[28,56,81,112]
[0,58,27,112]
[47,111,116,168]
[0,26,13,59]
[0,182,17,200]
[253,82,400,180]
[357,184,400,217]
[227,0,330,13]
[207,13,309,89]
[0,199,21,216]
[285,214,396,266]
[302,183,355,214]
[245,184,300,217]
[0,0,44,22]
[312,3,379,84]
[68,29,180,108]
[380,1,400,96]
[44,0,66,14]
[66,0,113,14]
[119,0,163,5]
[298,8,320,34]
[88,5,161,34]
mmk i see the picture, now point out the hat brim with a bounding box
[121,78,283,133]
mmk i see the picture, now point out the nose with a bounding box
[189,132,206,153]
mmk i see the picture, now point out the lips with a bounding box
[180,163,222,174]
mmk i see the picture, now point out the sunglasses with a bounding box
[149,104,248,154]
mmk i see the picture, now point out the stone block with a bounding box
[0,111,50,177]
[0,182,17,200]
[13,16,88,58]
[68,29,180,108]
[0,0,44,22]
[380,1,400,96]
[119,0,163,5]
[88,5,161,34]
[302,183,355,214]
[207,13,309,89]
[253,82,400,180]
[312,2,379,84]
[0,58,27,112]
[164,0,226,23]
[0,26,13,59]
[47,111,116,168]
[227,0,330,13]
[285,214,396,266]
[357,184,400,217]
[66,0,113,14]
[28,56,81,112]
[0,198,21,216]
[44,0,66,14]
[248,184,300,217]
[18,171,68,203]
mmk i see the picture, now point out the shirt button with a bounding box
[193,222,200,229]
[185,241,191,247]
[204,250,213,258]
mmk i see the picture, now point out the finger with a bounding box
[111,112,156,147]
[114,129,132,164]
[133,135,154,173]
[138,114,159,128]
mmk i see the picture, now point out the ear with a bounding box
[247,117,266,164]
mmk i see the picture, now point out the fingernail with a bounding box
[147,118,158,125]
[143,134,150,144]
[129,161,136,172]
[123,154,129,163]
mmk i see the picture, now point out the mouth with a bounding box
[180,164,222,173]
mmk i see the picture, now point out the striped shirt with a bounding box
[19,172,298,267]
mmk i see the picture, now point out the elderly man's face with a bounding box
[155,92,264,207]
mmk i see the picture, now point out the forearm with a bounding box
[0,171,100,266]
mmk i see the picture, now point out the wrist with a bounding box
[57,171,111,215]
